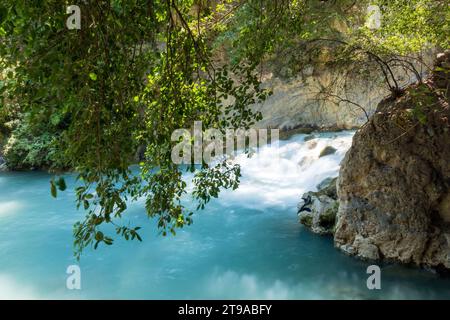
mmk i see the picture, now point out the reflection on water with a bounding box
[0,131,449,299]
[0,201,23,217]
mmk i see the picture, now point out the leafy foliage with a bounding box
[0,0,270,258]
[3,113,67,170]
[0,0,448,258]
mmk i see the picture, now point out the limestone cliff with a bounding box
[251,50,435,132]
[334,51,450,271]
[253,70,385,131]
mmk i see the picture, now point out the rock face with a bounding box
[251,50,436,131]
[253,72,382,131]
[335,52,450,269]
[298,177,339,235]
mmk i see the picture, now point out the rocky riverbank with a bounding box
[299,51,450,272]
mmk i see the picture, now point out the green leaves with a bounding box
[93,231,113,249]
[50,180,57,198]
[115,226,142,242]
[3,1,270,259]
[367,0,450,54]
[56,177,66,191]
[193,162,241,211]
[50,177,67,198]
[95,231,104,241]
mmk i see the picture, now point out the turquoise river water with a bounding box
[0,131,449,299]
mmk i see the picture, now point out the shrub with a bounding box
[4,115,67,170]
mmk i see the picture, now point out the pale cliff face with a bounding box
[249,50,436,132]
[252,70,386,131]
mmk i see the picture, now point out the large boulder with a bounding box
[334,51,450,270]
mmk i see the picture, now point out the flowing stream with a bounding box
[1,131,449,299]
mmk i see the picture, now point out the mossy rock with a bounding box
[318,202,338,230]
[319,146,337,158]
[315,177,338,199]
[299,214,313,228]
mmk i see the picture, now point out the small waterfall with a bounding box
[217,131,355,210]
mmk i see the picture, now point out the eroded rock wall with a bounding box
[251,50,435,131]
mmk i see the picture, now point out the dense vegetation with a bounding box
[0,0,448,258]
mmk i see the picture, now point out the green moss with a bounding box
[315,177,338,199]
[319,146,337,158]
[299,214,313,228]
[318,202,338,230]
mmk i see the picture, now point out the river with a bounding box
[0,131,449,299]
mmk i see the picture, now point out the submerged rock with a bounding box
[298,177,338,235]
[319,146,337,158]
[304,134,316,142]
[307,140,318,150]
[335,51,450,269]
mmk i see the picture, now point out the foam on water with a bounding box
[219,132,354,209]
